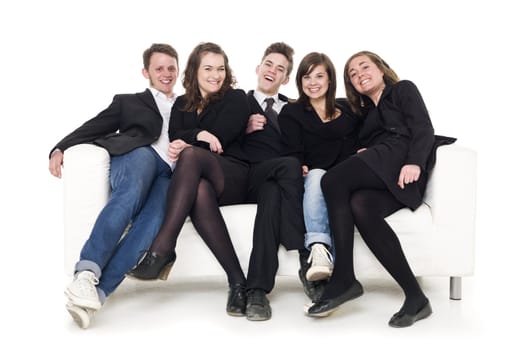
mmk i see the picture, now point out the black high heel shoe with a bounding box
[306,280,364,317]
[226,283,246,316]
[126,251,176,281]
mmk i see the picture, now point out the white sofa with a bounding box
[63,143,477,300]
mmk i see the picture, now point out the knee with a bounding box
[278,156,302,179]
[177,146,199,162]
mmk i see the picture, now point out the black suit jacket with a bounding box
[241,90,288,163]
[50,90,165,157]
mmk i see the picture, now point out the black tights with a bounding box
[149,147,245,286]
[321,157,427,314]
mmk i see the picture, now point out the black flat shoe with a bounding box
[226,283,246,316]
[388,300,432,328]
[126,251,176,281]
[245,289,271,321]
[306,280,364,317]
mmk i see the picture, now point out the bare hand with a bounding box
[49,149,64,178]
[197,130,223,154]
[302,165,309,177]
[246,114,267,134]
[168,139,190,161]
[357,148,367,153]
[397,164,421,189]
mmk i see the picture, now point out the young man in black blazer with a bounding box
[49,43,179,329]
[242,42,320,321]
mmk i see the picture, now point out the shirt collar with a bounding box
[254,90,280,107]
[148,87,176,102]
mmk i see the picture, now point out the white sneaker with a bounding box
[305,244,333,281]
[65,271,102,310]
[66,302,96,329]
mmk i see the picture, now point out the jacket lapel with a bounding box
[136,90,161,116]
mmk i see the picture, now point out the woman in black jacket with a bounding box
[279,52,360,286]
[306,51,437,327]
[127,42,250,317]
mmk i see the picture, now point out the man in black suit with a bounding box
[242,43,320,321]
[49,43,179,329]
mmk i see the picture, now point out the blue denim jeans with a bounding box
[75,147,173,300]
[303,168,334,258]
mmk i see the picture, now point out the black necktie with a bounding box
[264,97,281,134]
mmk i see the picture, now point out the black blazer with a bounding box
[50,90,164,157]
[241,90,288,163]
[169,89,250,162]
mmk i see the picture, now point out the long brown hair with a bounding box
[296,52,337,120]
[182,42,236,112]
[344,51,399,115]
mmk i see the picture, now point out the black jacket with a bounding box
[50,90,165,157]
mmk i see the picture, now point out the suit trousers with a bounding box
[245,156,305,293]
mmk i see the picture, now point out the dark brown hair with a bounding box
[296,52,337,120]
[262,42,295,76]
[142,43,178,70]
[182,42,236,112]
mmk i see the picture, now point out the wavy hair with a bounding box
[182,42,236,112]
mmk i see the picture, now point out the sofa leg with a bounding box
[450,276,462,300]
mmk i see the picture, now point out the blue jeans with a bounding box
[303,168,334,257]
[75,147,172,300]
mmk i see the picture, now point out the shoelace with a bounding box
[77,272,99,287]
[307,244,333,266]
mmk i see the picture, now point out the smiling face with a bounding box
[347,55,385,98]
[197,52,226,98]
[142,52,178,98]
[256,52,290,96]
[301,64,329,100]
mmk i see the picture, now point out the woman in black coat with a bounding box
[306,51,436,327]
[127,43,250,317]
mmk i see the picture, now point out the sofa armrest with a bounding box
[423,143,477,273]
[63,144,110,272]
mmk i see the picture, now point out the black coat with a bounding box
[51,90,165,157]
[355,80,436,210]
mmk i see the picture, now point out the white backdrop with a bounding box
[1,0,519,346]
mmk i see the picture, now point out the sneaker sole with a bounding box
[306,267,333,282]
[66,304,90,329]
[65,289,101,311]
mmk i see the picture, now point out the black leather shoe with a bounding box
[246,289,271,321]
[388,300,432,328]
[126,251,176,281]
[298,266,326,302]
[306,280,364,317]
[226,283,246,316]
